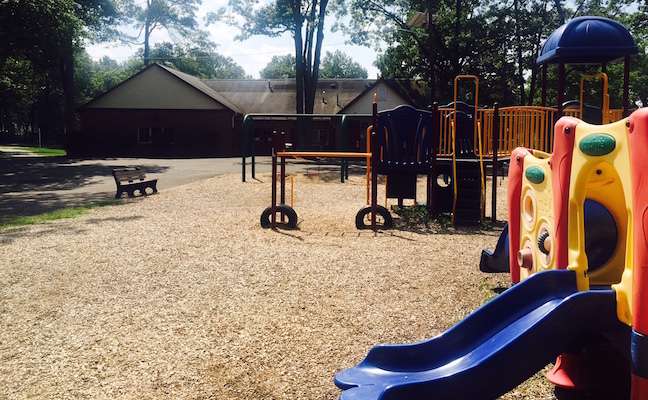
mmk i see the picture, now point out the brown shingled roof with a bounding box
[82,62,422,114]
[202,79,377,114]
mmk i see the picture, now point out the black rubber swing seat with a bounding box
[260,204,298,229]
[355,205,394,230]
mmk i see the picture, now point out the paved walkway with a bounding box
[0,152,245,218]
[0,145,358,219]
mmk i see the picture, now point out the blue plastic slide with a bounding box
[334,270,624,400]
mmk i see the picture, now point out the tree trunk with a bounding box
[454,0,461,74]
[554,0,566,23]
[60,39,75,150]
[528,30,544,105]
[303,0,318,113]
[528,0,549,105]
[513,0,525,104]
[528,65,537,105]
[292,0,305,114]
[305,0,328,114]
[144,21,151,65]
[427,0,438,102]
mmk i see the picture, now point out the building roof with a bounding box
[80,63,243,112]
[81,63,419,115]
[202,78,378,114]
[536,16,638,65]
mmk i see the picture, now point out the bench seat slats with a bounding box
[112,167,158,198]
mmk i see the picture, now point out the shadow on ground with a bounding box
[0,156,168,193]
[0,215,145,244]
[0,223,89,245]
[0,156,168,218]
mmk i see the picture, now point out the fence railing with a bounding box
[477,106,625,157]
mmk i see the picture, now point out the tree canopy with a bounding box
[0,0,119,142]
[216,0,332,113]
[142,41,248,79]
[260,50,367,79]
[335,0,647,106]
[121,0,203,65]
[1,0,647,148]
[260,55,297,79]
[320,50,368,79]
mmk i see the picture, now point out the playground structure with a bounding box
[334,16,647,400]
[251,16,636,230]
[334,110,648,400]
[256,77,624,230]
[257,77,487,230]
[258,87,485,230]
[356,101,439,229]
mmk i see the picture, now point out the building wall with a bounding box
[86,66,227,110]
[77,109,238,156]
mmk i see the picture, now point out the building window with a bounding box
[138,128,153,144]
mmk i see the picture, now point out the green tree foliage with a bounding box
[260,55,297,79]
[334,0,559,104]
[74,51,135,104]
[121,0,203,65]
[73,40,248,107]
[336,0,647,107]
[319,50,368,78]
[259,50,368,80]
[215,0,332,113]
[144,41,248,79]
[0,0,118,143]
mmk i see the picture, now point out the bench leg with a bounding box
[115,190,123,199]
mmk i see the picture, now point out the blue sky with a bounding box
[86,0,382,78]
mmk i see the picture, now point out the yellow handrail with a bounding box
[477,120,485,218]
[444,107,626,160]
[451,120,458,224]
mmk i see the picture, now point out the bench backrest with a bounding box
[113,168,147,184]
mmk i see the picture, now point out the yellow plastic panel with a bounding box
[567,118,633,324]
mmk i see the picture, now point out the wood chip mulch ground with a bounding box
[0,171,554,399]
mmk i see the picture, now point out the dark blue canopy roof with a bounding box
[536,16,637,65]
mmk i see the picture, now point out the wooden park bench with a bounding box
[112,167,158,199]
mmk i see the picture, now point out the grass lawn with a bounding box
[1,145,66,157]
[0,200,117,229]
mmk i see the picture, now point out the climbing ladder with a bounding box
[450,75,485,226]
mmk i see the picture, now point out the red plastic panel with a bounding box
[551,117,579,269]
[546,354,584,389]
[628,109,648,335]
[632,374,648,400]
[508,148,530,284]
